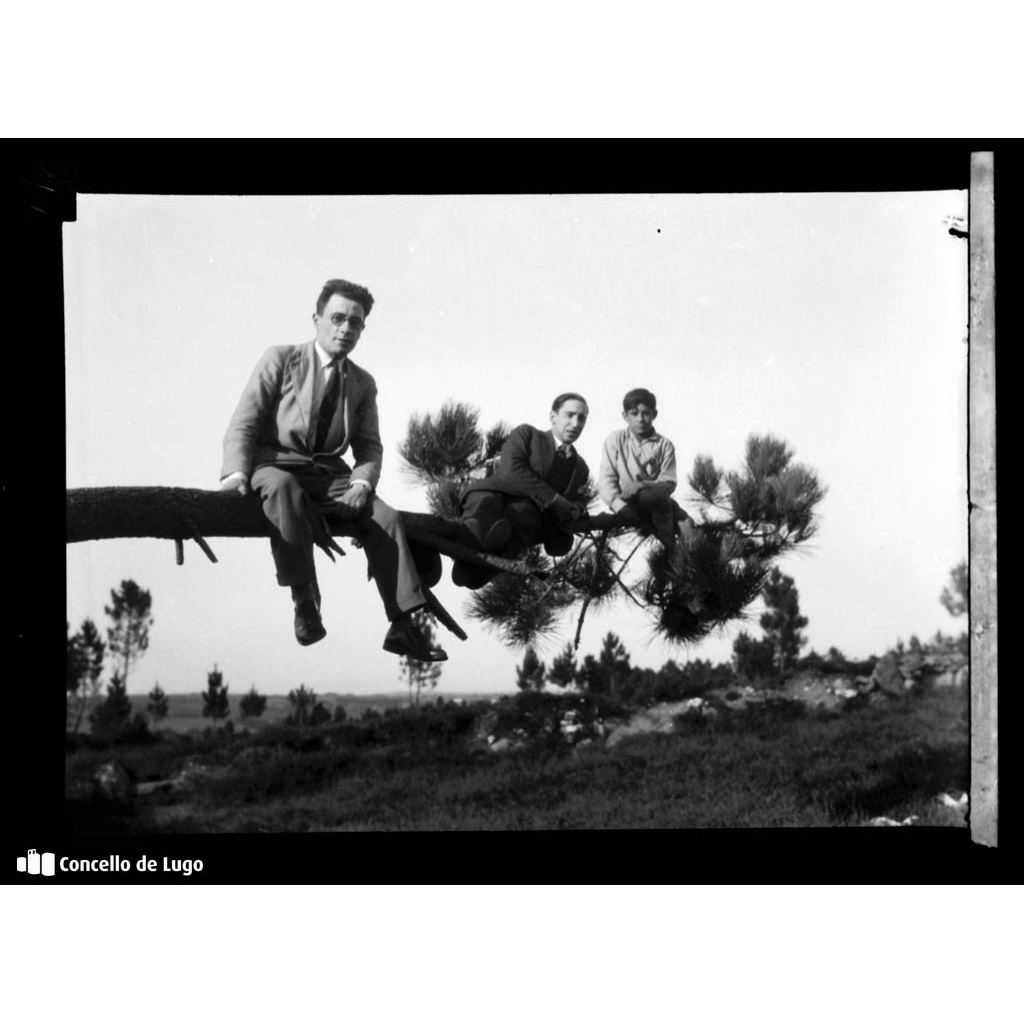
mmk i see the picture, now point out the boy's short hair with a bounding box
[623,388,657,411]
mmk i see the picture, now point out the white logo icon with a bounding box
[16,849,55,877]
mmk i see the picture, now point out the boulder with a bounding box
[170,758,216,791]
[570,738,596,758]
[93,760,133,801]
[606,700,699,747]
[784,673,863,712]
[904,653,968,689]
[901,653,926,679]
[474,710,500,743]
[232,745,278,768]
[871,654,906,696]
[136,780,174,796]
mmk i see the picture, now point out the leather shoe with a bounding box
[452,559,494,590]
[383,616,448,662]
[651,511,677,550]
[294,599,327,646]
[410,542,443,589]
[542,530,574,557]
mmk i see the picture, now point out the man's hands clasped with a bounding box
[336,483,370,519]
[550,494,586,525]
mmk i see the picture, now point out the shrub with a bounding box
[90,674,153,744]
[240,686,268,720]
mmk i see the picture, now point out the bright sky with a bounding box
[65,192,968,696]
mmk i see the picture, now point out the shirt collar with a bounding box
[626,428,661,444]
[550,430,574,455]
[314,341,344,370]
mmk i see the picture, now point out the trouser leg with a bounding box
[631,487,683,547]
[502,499,549,554]
[319,472,426,621]
[631,486,676,517]
[460,490,508,543]
[500,498,575,557]
[250,465,317,587]
[358,496,428,621]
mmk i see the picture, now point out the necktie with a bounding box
[314,361,340,451]
[556,444,571,459]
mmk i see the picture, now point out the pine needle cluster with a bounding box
[691,433,826,550]
[643,525,771,643]
[467,550,575,648]
[399,401,512,518]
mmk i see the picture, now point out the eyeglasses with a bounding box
[326,313,365,330]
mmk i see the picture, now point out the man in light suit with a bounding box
[451,393,591,589]
[220,278,446,661]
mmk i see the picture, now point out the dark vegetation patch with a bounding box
[65,685,967,833]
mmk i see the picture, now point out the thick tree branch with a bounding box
[65,487,636,578]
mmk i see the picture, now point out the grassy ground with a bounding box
[65,685,968,833]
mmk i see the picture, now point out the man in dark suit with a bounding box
[451,393,591,589]
[219,278,446,661]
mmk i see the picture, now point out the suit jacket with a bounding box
[463,423,589,510]
[221,341,382,489]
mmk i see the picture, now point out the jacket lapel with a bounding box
[287,343,318,447]
[538,428,556,477]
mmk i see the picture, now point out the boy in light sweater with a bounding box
[597,387,694,549]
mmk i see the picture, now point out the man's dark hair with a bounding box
[552,392,589,413]
[316,278,375,318]
[623,388,657,411]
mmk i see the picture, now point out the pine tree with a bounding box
[309,702,332,726]
[201,664,230,728]
[398,610,444,706]
[515,647,546,691]
[67,618,105,735]
[758,568,808,674]
[940,561,968,618]
[939,560,969,656]
[732,631,776,681]
[285,684,331,726]
[546,643,578,689]
[105,580,154,687]
[572,633,632,696]
[147,682,169,727]
[67,620,85,697]
[596,632,631,697]
[89,672,135,742]
[239,686,268,720]
[825,646,847,667]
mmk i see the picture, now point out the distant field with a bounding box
[69,691,504,735]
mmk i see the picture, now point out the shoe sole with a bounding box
[382,639,448,662]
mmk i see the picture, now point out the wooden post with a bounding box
[969,152,997,847]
